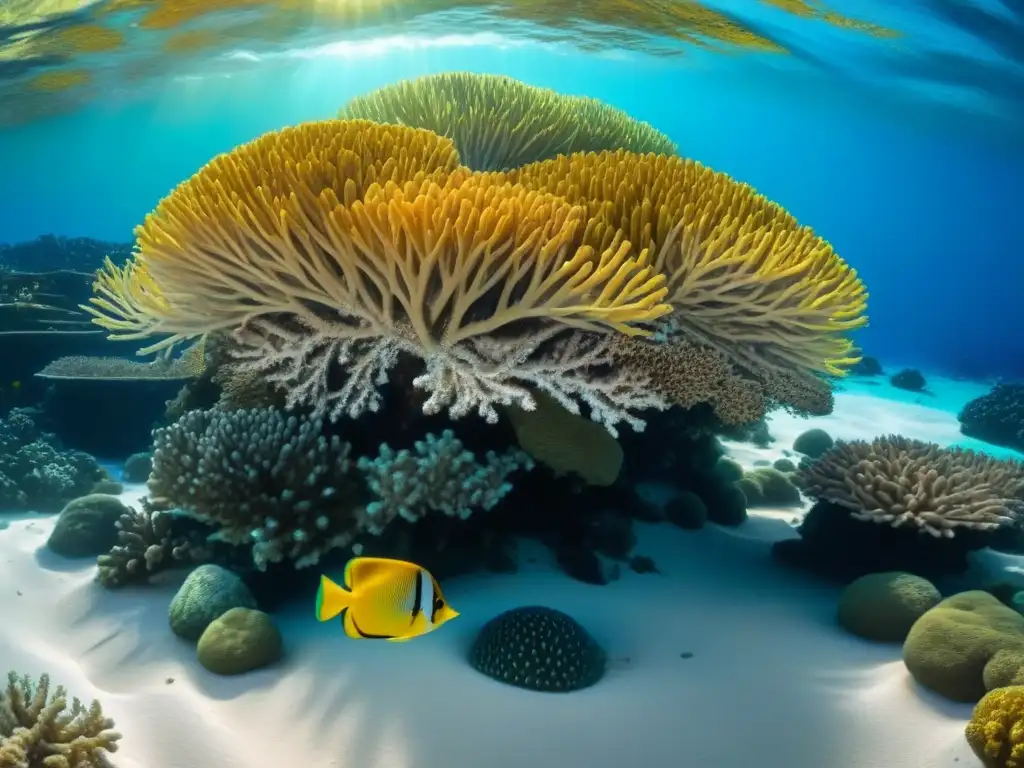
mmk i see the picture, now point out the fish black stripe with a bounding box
[350,614,395,640]
[430,578,441,623]
[411,569,423,623]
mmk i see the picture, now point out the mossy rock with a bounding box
[122,452,153,483]
[169,564,257,642]
[698,481,747,526]
[197,607,283,675]
[772,458,796,473]
[46,494,128,558]
[711,457,744,484]
[793,428,833,458]
[903,591,1024,702]
[966,685,1024,767]
[89,479,125,495]
[739,468,801,507]
[837,571,941,642]
[664,491,708,530]
[469,606,606,692]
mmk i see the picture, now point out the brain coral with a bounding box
[469,606,606,692]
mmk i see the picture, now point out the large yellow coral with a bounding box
[85,118,670,429]
[339,72,678,171]
[967,686,1024,767]
[500,150,868,379]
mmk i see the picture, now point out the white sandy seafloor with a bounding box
[1,373,1021,768]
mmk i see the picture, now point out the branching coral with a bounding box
[795,435,1024,538]
[338,72,677,170]
[0,671,121,767]
[148,408,535,569]
[499,149,868,381]
[84,119,671,433]
[0,409,103,512]
[149,407,360,570]
[357,429,532,532]
[96,502,212,588]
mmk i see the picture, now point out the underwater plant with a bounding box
[338,71,678,171]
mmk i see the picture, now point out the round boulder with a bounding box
[197,607,283,675]
[46,494,128,558]
[837,571,941,642]
[903,591,1024,702]
[169,564,257,641]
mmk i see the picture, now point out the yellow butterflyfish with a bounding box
[315,557,459,641]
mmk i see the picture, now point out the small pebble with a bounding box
[680,652,694,659]
[166,677,174,685]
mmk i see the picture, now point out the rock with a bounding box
[664,491,708,530]
[197,607,283,675]
[772,458,797,472]
[792,428,833,459]
[89,480,125,495]
[891,368,927,392]
[837,571,941,642]
[903,591,1024,702]
[588,511,635,560]
[46,494,128,557]
[169,564,257,641]
[711,457,744,483]
[122,452,153,483]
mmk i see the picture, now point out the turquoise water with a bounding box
[1,3,1023,768]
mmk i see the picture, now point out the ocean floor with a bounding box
[0,372,1019,768]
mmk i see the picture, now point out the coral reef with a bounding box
[0,235,130,272]
[903,591,1024,702]
[960,383,1024,454]
[0,408,103,512]
[96,502,211,588]
[837,571,940,642]
[967,685,1024,768]
[85,118,865,436]
[0,671,121,767]
[338,72,678,171]
[795,435,1024,537]
[737,467,802,506]
[148,408,531,570]
[468,606,606,691]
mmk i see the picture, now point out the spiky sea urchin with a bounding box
[468,606,606,692]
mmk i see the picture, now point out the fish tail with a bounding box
[315,575,351,622]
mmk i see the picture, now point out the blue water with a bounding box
[1,2,1021,380]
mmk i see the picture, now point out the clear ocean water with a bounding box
[0,3,1023,768]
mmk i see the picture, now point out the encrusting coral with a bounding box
[147,407,532,570]
[967,685,1024,767]
[338,72,678,171]
[795,435,1024,538]
[0,671,121,767]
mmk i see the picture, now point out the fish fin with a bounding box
[387,635,414,643]
[315,574,351,622]
[344,556,419,591]
[343,609,397,640]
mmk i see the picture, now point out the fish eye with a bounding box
[434,598,444,610]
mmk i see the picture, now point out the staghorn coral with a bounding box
[35,339,206,381]
[0,671,120,767]
[500,150,868,381]
[84,120,671,434]
[357,429,532,532]
[148,407,360,570]
[338,72,677,171]
[795,435,1024,538]
[96,501,211,588]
